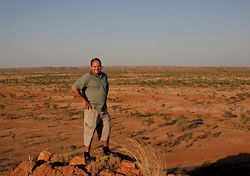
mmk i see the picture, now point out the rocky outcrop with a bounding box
[10,151,142,176]
[10,151,182,176]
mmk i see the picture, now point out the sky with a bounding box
[0,0,250,68]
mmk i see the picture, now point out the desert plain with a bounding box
[0,66,250,174]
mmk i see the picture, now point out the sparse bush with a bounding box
[224,111,237,118]
[130,111,146,118]
[52,103,58,110]
[160,103,166,108]
[143,117,155,127]
[193,131,212,142]
[89,155,120,176]
[0,92,6,98]
[187,118,204,129]
[211,131,222,138]
[9,93,16,98]
[9,131,16,139]
[162,114,171,122]
[50,153,71,164]
[176,115,188,131]
[111,105,119,112]
[67,111,74,119]
[0,104,5,110]
[70,144,77,150]
[241,114,250,124]
[166,132,175,148]
[43,101,50,108]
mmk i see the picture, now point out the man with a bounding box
[71,58,111,164]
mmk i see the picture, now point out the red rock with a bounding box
[37,151,53,162]
[115,173,124,176]
[33,163,68,176]
[85,164,91,172]
[57,165,74,176]
[32,163,54,176]
[116,167,131,175]
[10,160,34,176]
[120,160,136,169]
[10,152,144,176]
[74,167,89,176]
[99,170,115,176]
[119,160,141,176]
[53,169,64,176]
[129,168,141,175]
[69,156,85,166]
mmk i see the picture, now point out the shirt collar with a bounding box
[89,71,104,78]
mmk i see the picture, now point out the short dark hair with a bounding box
[91,58,102,66]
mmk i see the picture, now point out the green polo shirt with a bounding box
[72,72,109,112]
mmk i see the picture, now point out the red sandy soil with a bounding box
[0,66,249,175]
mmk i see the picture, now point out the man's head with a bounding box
[90,58,102,75]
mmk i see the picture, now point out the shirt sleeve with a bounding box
[72,73,89,90]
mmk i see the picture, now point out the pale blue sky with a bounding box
[0,0,250,68]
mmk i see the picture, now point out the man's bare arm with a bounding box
[71,86,92,110]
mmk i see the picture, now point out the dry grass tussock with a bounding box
[122,138,167,176]
[89,155,121,175]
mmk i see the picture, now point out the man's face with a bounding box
[91,61,102,75]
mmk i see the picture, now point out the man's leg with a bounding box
[99,111,111,155]
[102,140,109,147]
[84,146,90,152]
[83,125,93,164]
[83,109,98,163]
[84,109,98,147]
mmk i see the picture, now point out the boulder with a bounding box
[69,156,85,166]
[37,151,53,162]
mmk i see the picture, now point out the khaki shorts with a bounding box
[83,108,111,147]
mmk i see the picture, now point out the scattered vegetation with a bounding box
[224,111,237,118]
[143,117,155,127]
[175,115,188,131]
[89,155,121,176]
[0,66,249,173]
[50,153,71,164]
[9,131,16,139]
[0,104,5,110]
[240,114,250,125]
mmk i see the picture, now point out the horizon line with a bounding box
[1,65,250,70]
